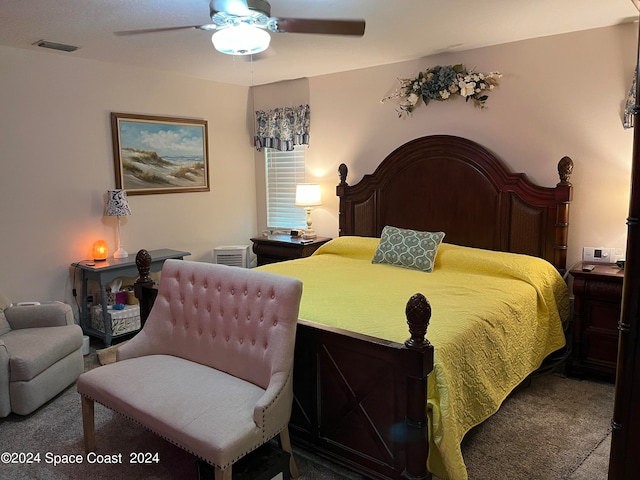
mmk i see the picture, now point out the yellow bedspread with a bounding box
[257,236,569,480]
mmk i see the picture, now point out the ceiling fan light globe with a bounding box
[211,24,270,55]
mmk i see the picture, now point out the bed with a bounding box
[256,135,574,480]
[135,134,574,480]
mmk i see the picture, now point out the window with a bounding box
[265,145,307,230]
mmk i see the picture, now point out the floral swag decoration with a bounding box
[381,64,502,117]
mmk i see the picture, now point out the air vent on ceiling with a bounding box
[34,40,79,52]
[213,245,251,268]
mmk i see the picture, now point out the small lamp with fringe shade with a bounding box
[105,190,132,259]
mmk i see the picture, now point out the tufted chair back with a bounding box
[121,260,302,390]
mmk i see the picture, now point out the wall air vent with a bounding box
[34,40,79,52]
[213,245,251,268]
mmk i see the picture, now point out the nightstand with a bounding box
[250,234,331,266]
[567,262,624,381]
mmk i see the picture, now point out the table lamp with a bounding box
[295,183,322,239]
[105,189,132,259]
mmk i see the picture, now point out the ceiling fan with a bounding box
[115,0,366,56]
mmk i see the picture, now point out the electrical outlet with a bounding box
[583,247,616,264]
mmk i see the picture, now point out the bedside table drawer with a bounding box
[585,300,621,330]
[583,329,619,370]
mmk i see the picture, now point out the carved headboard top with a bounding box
[336,135,573,272]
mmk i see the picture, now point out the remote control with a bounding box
[582,264,595,272]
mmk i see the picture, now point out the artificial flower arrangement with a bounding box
[381,64,502,117]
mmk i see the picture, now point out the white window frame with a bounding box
[265,145,307,230]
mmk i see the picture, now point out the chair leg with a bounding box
[279,427,299,479]
[81,395,96,453]
[214,465,232,480]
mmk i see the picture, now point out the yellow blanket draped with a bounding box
[257,236,569,480]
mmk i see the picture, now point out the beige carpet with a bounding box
[1,352,613,480]
[87,340,613,479]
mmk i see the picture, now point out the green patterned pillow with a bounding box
[372,226,445,272]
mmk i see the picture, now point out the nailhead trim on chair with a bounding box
[81,370,293,471]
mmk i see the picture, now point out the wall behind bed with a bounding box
[278,23,636,270]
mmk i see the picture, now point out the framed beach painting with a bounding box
[111,113,209,195]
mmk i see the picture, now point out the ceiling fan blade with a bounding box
[114,25,215,36]
[274,18,365,36]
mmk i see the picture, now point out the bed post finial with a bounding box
[135,249,152,283]
[338,163,348,186]
[404,292,432,480]
[557,156,574,185]
[405,293,432,349]
[133,249,155,326]
[554,156,574,272]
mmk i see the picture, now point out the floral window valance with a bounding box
[254,104,310,152]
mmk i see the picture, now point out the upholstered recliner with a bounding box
[77,260,303,480]
[0,291,84,417]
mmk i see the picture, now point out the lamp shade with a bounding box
[105,190,131,217]
[212,24,271,55]
[92,240,108,261]
[295,184,322,207]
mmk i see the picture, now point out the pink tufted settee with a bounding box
[77,260,303,479]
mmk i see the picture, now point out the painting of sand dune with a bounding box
[111,113,209,195]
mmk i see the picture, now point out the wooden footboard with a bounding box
[133,253,434,480]
[291,294,434,480]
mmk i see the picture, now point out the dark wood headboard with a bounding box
[337,135,574,272]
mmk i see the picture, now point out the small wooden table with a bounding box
[250,235,331,266]
[71,248,190,346]
[568,262,624,381]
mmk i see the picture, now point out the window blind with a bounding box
[265,145,307,229]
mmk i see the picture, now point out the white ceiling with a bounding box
[1,0,638,87]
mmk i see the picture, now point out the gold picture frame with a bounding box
[111,112,209,195]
